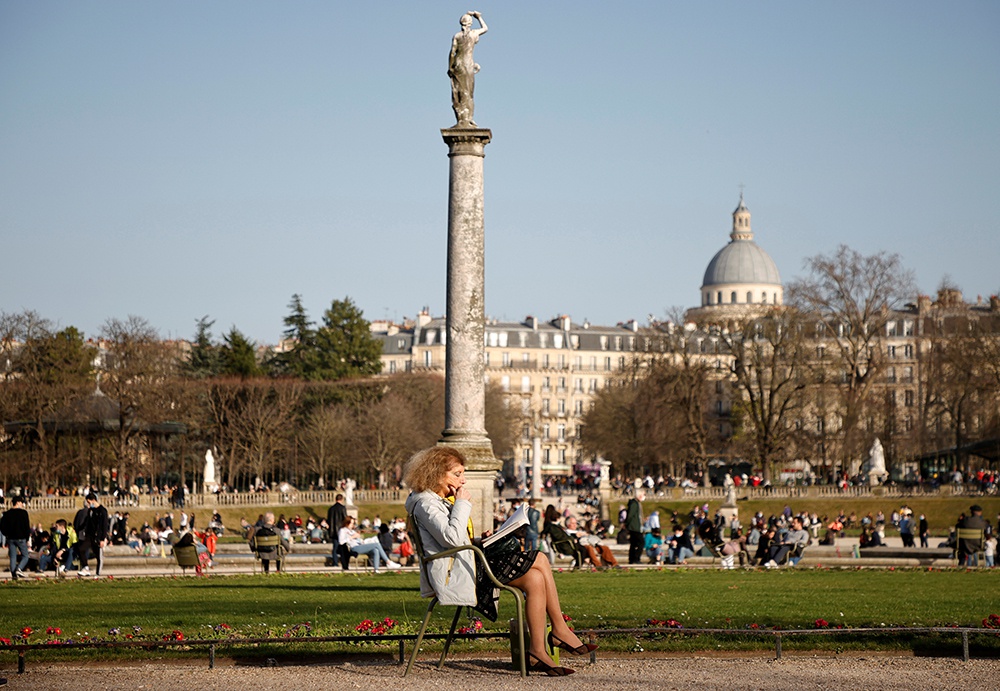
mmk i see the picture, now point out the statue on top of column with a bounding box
[448,11,488,128]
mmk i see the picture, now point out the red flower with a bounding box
[814,619,830,629]
[20,627,32,637]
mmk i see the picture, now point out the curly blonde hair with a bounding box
[403,446,466,493]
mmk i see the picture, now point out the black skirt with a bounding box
[484,534,538,584]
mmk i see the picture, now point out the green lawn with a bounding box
[2,569,997,656]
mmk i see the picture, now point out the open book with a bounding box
[482,503,529,548]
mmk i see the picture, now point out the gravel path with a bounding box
[5,655,999,690]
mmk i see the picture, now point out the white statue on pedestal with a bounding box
[864,438,889,485]
[345,478,356,506]
[203,449,219,493]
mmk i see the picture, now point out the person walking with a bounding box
[0,496,31,579]
[625,490,645,564]
[77,493,109,578]
[326,494,347,567]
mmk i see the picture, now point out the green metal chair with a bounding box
[403,514,526,677]
[250,534,285,574]
[173,544,202,575]
[954,528,985,566]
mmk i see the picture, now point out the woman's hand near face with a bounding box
[454,485,471,502]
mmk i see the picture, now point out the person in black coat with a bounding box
[0,496,31,579]
[326,494,347,567]
[77,493,109,577]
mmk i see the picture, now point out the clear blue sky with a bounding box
[2,1,998,343]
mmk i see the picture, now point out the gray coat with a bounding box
[405,490,476,606]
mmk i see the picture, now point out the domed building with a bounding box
[687,194,783,321]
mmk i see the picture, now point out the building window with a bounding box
[522,424,531,440]
[887,345,896,358]
[905,390,914,407]
[574,400,584,415]
[747,291,753,303]
[761,292,768,304]
[542,399,550,415]
[543,448,550,463]
[557,424,566,441]
[521,376,531,393]
[558,399,566,415]
[542,354,550,369]
[542,424,550,439]
[604,357,612,371]
[389,360,397,373]
[717,291,723,304]
[501,375,510,391]
[589,378,598,392]
[502,352,511,366]
[574,378,583,393]
[423,351,432,367]
[558,448,566,464]
[904,344,914,358]
[731,291,737,303]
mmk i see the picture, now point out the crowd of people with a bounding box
[3,482,996,580]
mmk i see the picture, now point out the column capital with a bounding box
[441,127,492,156]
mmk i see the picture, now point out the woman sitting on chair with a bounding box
[404,446,596,677]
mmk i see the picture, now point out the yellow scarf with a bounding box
[444,495,475,542]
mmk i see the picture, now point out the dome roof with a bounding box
[702,238,782,287]
[701,194,781,288]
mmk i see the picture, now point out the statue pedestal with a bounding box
[718,503,739,527]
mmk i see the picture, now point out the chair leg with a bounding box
[404,598,438,677]
[437,606,463,669]
[512,590,526,677]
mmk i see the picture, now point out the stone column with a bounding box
[439,127,500,536]
[531,436,542,500]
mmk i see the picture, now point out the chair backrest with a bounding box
[956,528,984,548]
[546,523,579,557]
[406,514,432,581]
[252,534,283,555]
[174,544,200,568]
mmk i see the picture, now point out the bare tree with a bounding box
[0,311,94,489]
[226,380,300,488]
[716,309,813,483]
[354,390,423,488]
[787,245,916,474]
[297,404,356,487]
[97,316,180,488]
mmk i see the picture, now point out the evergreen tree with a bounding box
[220,327,262,378]
[311,297,383,380]
[271,294,317,378]
[184,316,222,378]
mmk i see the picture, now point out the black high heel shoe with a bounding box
[548,630,599,656]
[528,652,575,677]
